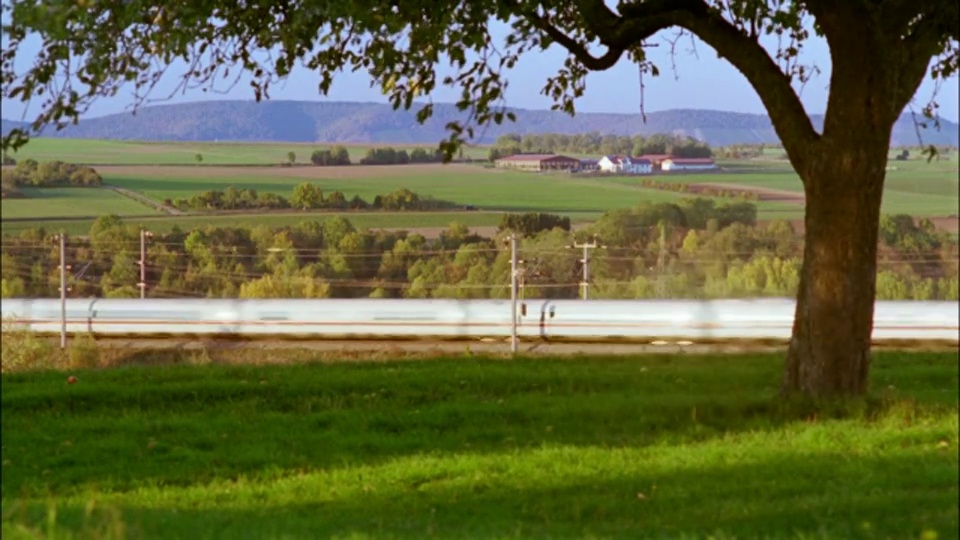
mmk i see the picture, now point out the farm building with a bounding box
[579,158,599,171]
[636,154,675,169]
[494,154,582,172]
[597,156,654,175]
[661,158,717,172]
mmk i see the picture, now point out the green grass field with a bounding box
[626,158,960,217]
[6,138,491,165]
[0,188,160,219]
[97,168,708,213]
[1,352,957,538]
[3,139,956,236]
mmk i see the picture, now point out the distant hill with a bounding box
[2,100,958,147]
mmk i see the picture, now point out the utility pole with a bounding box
[56,232,67,349]
[138,228,153,298]
[569,238,603,300]
[509,234,518,354]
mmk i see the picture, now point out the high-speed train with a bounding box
[1,298,957,343]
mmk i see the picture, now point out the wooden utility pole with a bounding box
[138,228,153,298]
[509,234,518,354]
[56,232,67,349]
[569,238,604,300]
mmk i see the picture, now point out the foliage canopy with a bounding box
[4,1,955,158]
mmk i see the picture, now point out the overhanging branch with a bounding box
[667,4,821,164]
[525,12,624,70]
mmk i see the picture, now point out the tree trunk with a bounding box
[782,141,890,398]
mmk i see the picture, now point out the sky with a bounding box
[2,17,958,124]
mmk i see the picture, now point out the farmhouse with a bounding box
[597,155,654,175]
[494,153,581,172]
[661,158,717,172]
[637,154,675,170]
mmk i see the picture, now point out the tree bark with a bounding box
[782,138,891,398]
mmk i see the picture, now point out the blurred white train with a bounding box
[1,298,957,344]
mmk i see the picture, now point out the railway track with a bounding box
[49,336,960,357]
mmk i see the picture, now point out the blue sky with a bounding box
[2,19,958,123]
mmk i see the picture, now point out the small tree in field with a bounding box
[195,153,203,164]
[1,1,957,398]
[287,151,296,165]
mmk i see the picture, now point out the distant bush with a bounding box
[1,174,24,198]
[357,147,449,165]
[175,184,459,213]
[1,153,15,166]
[311,146,351,166]
[360,147,410,165]
[639,179,760,201]
[498,212,572,236]
[3,159,102,187]
[174,187,291,211]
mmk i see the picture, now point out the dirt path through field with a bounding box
[104,184,183,215]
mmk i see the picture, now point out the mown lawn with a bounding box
[1,352,957,539]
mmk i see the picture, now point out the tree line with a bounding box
[487,132,715,161]
[2,199,953,302]
[309,146,460,166]
[165,185,462,213]
[1,160,103,198]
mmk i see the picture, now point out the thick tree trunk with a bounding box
[782,140,891,398]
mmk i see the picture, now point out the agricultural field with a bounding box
[2,139,957,237]
[1,138,729,164]
[0,187,160,220]
[1,351,957,538]
[610,158,960,218]
[4,138,492,164]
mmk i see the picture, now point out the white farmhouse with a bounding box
[661,158,717,172]
[597,155,653,175]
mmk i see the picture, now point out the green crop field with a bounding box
[4,140,956,238]
[5,138,491,165]
[615,157,960,217]
[1,351,957,538]
[96,168,707,213]
[0,187,159,219]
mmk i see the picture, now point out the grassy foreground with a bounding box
[1,352,958,539]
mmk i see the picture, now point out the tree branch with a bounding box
[664,3,821,167]
[527,0,821,167]
[525,12,625,70]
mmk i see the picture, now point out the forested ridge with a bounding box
[3,101,957,147]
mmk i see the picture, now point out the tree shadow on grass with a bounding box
[5,450,957,539]
[2,353,956,504]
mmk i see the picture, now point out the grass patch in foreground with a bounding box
[1,352,957,539]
